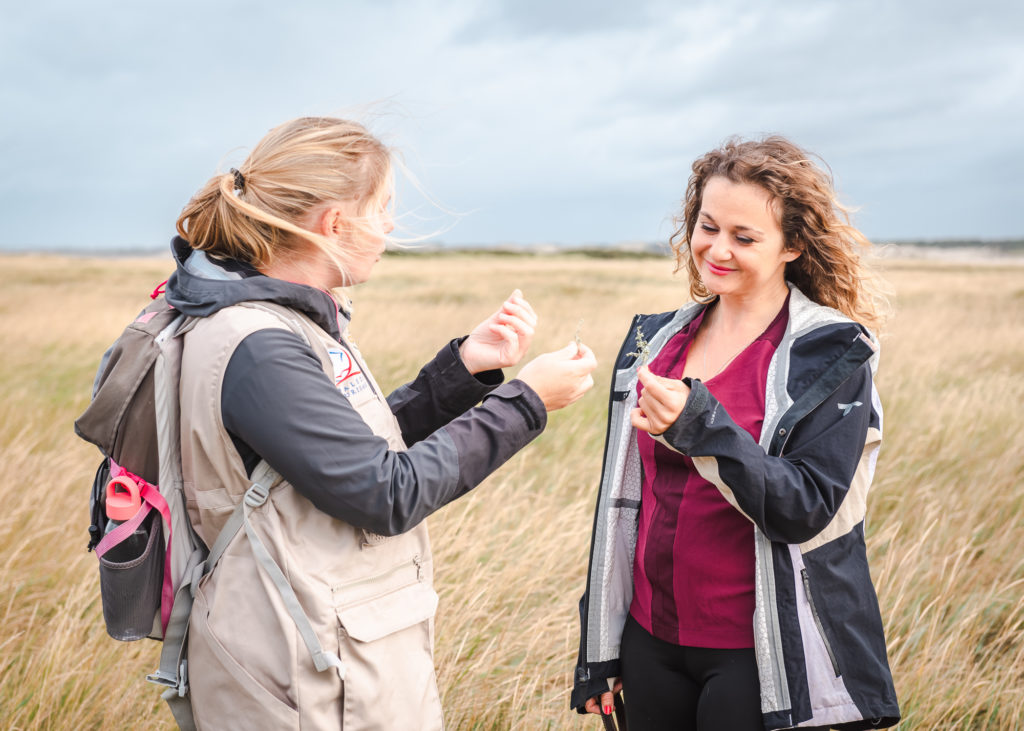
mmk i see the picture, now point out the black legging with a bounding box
[620,613,763,731]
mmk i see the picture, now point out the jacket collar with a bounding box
[164,236,349,340]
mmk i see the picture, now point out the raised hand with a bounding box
[459,289,538,374]
[631,365,691,435]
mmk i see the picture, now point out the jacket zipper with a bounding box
[801,569,841,677]
[578,313,642,685]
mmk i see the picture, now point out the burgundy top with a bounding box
[629,299,789,648]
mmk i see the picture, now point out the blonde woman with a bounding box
[167,116,596,728]
[572,137,899,730]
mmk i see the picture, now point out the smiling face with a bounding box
[689,175,800,303]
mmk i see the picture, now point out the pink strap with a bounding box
[98,462,175,634]
[140,482,174,633]
[95,501,152,557]
[150,280,168,300]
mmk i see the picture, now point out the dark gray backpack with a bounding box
[76,294,345,730]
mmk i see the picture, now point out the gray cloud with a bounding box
[1,0,1021,250]
[454,0,679,39]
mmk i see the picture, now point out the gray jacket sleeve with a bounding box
[660,366,874,544]
[221,328,546,536]
[387,337,504,445]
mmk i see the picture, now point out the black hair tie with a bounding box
[230,168,246,192]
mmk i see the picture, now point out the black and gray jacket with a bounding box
[164,236,546,536]
[572,285,900,730]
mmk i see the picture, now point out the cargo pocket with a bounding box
[336,580,443,730]
[189,587,300,730]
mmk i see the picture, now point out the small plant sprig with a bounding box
[574,318,584,351]
[627,326,652,365]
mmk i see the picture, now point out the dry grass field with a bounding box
[1,251,1022,729]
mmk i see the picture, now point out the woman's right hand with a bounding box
[516,342,597,411]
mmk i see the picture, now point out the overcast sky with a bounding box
[1,0,1021,251]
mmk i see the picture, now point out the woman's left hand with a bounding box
[631,365,691,435]
[459,289,538,374]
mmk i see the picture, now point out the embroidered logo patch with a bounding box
[838,401,863,416]
[328,348,371,400]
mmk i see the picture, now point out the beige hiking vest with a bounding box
[178,302,443,730]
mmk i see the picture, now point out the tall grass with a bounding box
[0,253,1021,729]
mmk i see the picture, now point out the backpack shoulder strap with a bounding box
[149,460,347,712]
[147,301,345,725]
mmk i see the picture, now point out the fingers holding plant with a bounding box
[517,341,598,411]
[631,365,691,435]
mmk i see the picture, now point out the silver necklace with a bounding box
[701,309,752,379]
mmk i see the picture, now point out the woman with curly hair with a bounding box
[572,136,899,730]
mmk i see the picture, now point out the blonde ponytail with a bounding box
[176,116,391,277]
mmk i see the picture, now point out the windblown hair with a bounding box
[176,116,392,279]
[670,135,889,332]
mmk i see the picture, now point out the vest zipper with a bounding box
[801,568,841,677]
[334,554,423,597]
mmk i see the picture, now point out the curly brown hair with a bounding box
[670,135,888,332]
